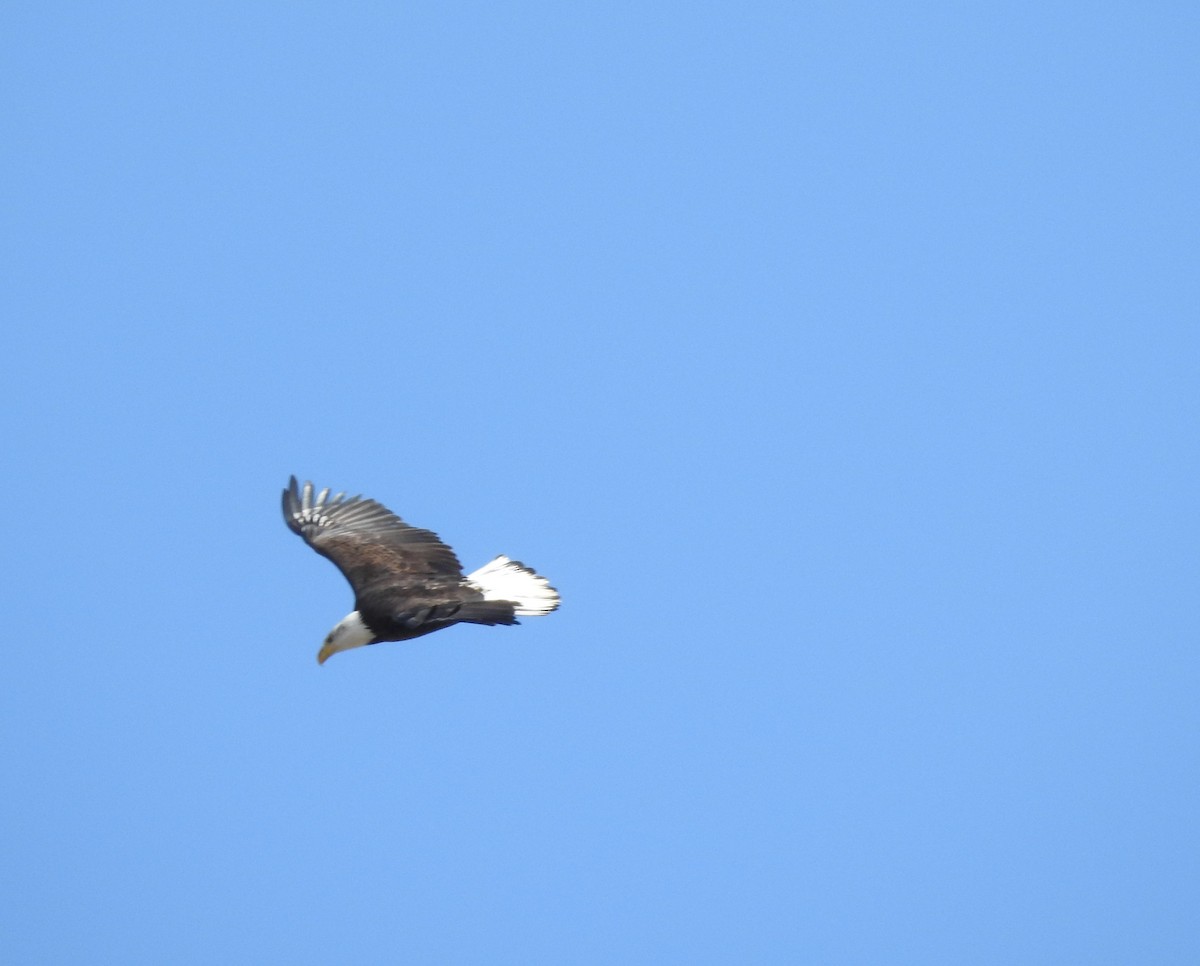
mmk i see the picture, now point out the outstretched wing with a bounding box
[282,477,465,598]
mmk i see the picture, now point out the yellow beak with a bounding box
[317,642,337,665]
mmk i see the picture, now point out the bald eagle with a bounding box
[283,477,559,664]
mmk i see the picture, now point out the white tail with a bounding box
[466,555,560,616]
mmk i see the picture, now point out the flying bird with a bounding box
[283,477,559,664]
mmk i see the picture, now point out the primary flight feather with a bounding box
[282,476,560,663]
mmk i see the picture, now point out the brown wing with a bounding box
[282,477,465,597]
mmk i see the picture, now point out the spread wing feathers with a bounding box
[282,477,465,594]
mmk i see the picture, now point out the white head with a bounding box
[317,611,374,665]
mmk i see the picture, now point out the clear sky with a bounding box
[3,2,1197,963]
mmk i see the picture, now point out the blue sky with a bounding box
[2,2,1197,962]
